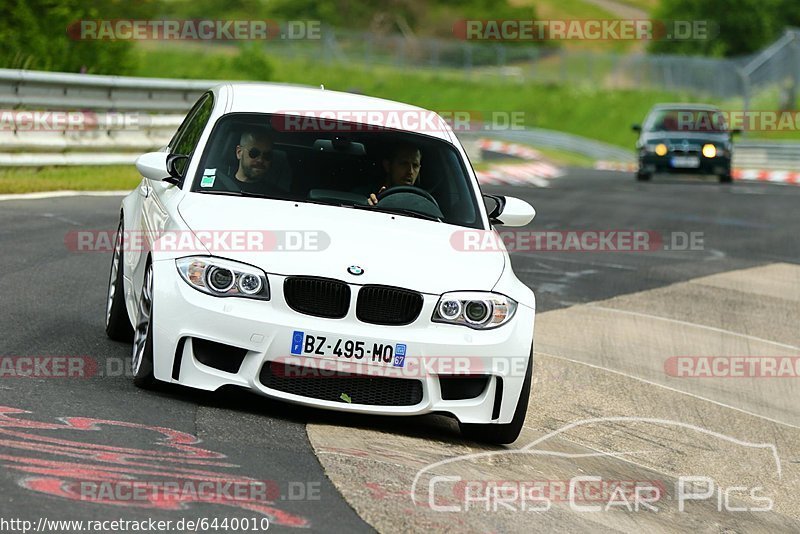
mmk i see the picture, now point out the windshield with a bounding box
[644,108,728,133]
[191,113,483,229]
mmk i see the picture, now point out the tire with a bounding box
[636,171,652,182]
[131,262,157,389]
[719,173,733,183]
[459,350,532,445]
[105,218,134,342]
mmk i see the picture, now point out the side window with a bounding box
[170,94,214,175]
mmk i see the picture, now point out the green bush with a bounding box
[135,43,274,81]
[649,0,800,57]
[0,0,159,74]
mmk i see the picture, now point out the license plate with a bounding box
[290,330,407,368]
[670,156,700,168]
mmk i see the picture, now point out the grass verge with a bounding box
[139,44,800,146]
[136,45,701,148]
[0,166,139,194]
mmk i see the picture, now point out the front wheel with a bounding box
[132,263,157,389]
[105,218,134,341]
[718,173,733,183]
[636,171,652,182]
[458,351,532,445]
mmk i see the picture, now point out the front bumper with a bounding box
[639,153,731,175]
[149,259,535,425]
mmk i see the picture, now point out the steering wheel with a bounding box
[376,185,439,207]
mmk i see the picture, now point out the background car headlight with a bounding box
[433,292,517,329]
[176,257,270,300]
[643,143,668,156]
[702,144,717,158]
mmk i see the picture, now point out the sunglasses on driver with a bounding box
[241,147,273,161]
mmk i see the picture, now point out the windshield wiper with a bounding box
[360,205,442,222]
[197,190,282,200]
[198,191,441,221]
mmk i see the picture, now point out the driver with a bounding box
[223,128,291,194]
[367,143,422,206]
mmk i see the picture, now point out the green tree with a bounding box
[648,0,797,57]
[0,0,159,73]
[262,0,534,38]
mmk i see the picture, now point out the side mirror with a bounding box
[135,152,170,182]
[730,128,743,135]
[632,124,642,132]
[166,154,189,182]
[135,152,185,186]
[484,195,535,227]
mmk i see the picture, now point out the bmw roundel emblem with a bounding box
[347,265,364,276]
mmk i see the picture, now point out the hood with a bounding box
[640,131,731,144]
[177,194,504,294]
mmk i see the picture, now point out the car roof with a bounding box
[211,83,454,142]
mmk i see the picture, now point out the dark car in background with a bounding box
[633,104,739,183]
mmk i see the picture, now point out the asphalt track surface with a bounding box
[0,169,798,533]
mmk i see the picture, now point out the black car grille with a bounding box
[668,142,700,155]
[260,362,423,406]
[283,277,350,319]
[356,285,424,325]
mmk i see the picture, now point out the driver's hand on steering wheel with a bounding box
[368,186,387,206]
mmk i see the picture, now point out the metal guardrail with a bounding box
[0,69,798,170]
[734,141,800,170]
[0,68,216,112]
[464,129,636,163]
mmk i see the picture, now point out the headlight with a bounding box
[655,143,668,156]
[176,257,270,300]
[702,144,717,158]
[433,292,517,329]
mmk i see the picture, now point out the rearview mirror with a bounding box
[312,139,366,155]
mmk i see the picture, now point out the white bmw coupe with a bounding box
[106,83,536,443]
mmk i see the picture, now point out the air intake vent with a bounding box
[260,362,423,406]
[192,338,247,374]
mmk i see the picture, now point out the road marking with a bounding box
[538,350,800,432]
[0,191,128,202]
[41,213,82,226]
[586,305,800,351]
[513,254,639,271]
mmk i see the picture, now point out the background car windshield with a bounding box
[644,108,728,133]
[192,113,482,229]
